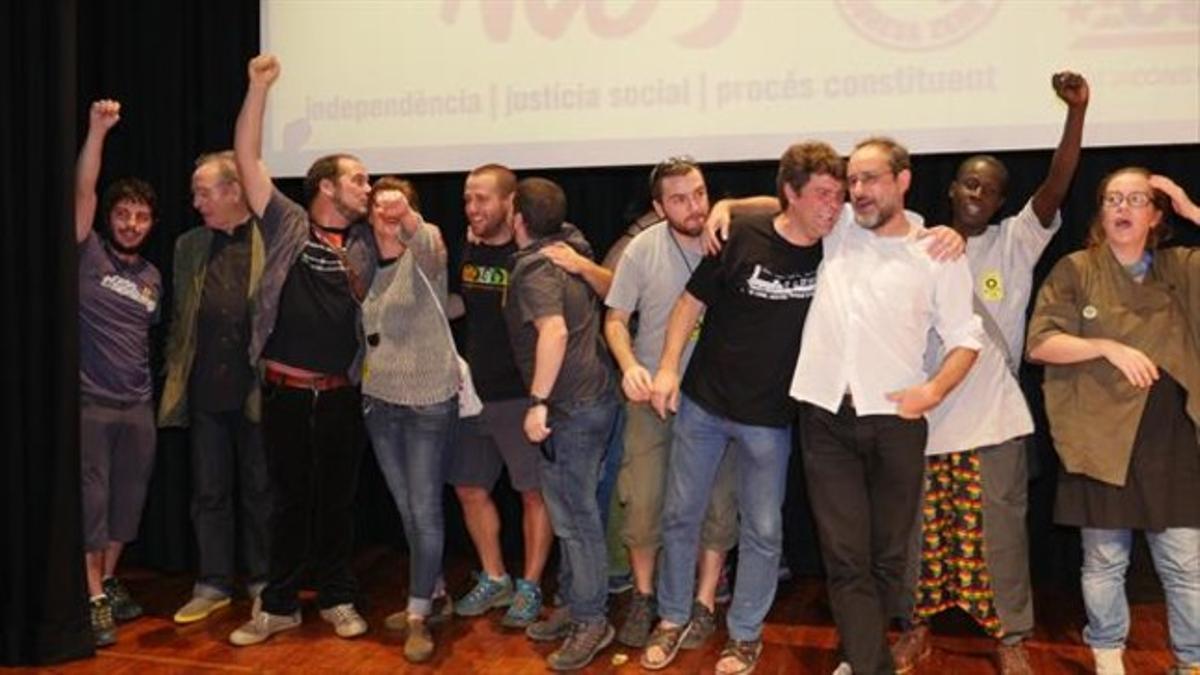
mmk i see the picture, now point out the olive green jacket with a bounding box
[157,222,265,427]
[1027,245,1200,486]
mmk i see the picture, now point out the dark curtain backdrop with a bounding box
[1,0,92,667]
[4,0,1197,665]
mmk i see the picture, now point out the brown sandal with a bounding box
[716,639,763,675]
[640,622,693,670]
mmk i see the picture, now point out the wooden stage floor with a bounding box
[26,546,1177,674]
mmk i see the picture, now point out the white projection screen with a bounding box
[260,0,1200,176]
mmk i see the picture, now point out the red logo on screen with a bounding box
[1061,1,1199,49]
[439,0,742,48]
[835,0,1000,51]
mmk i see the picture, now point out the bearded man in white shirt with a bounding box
[791,137,984,675]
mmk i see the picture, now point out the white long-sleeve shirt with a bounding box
[791,207,983,416]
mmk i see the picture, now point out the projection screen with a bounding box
[260,0,1200,176]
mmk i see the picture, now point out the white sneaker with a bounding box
[1092,647,1125,675]
[832,661,853,675]
[320,603,368,638]
[173,594,232,624]
[229,610,301,646]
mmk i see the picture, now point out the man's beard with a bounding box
[668,216,703,238]
[854,203,892,230]
[109,235,147,255]
[333,192,366,223]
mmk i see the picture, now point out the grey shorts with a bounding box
[80,397,157,551]
[447,398,541,492]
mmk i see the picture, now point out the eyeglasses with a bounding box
[1102,191,1153,209]
[649,155,697,191]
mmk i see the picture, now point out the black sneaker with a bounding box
[681,601,716,649]
[616,592,657,648]
[102,577,143,622]
[547,619,615,671]
[90,596,117,648]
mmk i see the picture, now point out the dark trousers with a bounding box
[190,408,272,594]
[259,383,366,614]
[800,401,927,675]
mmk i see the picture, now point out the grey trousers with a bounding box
[190,409,272,595]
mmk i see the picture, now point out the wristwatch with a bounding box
[529,395,550,409]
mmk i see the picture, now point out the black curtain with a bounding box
[1,0,93,666]
[5,0,1197,665]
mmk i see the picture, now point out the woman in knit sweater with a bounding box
[1027,169,1200,675]
[360,176,459,663]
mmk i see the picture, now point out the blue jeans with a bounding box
[598,404,625,530]
[1081,527,1200,665]
[364,395,457,617]
[658,395,791,641]
[539,394,619,623]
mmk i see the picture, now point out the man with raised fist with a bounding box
[227,54,377,647]
[75,99,162,648]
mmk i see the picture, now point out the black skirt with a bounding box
[1054,373,1200,530]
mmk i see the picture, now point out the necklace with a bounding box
[667,227,700,275]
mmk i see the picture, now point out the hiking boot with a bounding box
[403,615,435,663]
[173,591,231,624]
[501,578,543,628]
[102,577,143,622]
[90,596,117,648]
[547,619,614,671]
[319,603,367,638]
[997,641,1034,675]
[681,600,716,649]
[616,591,657,648]
[455,573,513,616]
[526,605,572,642]
[891,623,931,673]
[229,609,301,646]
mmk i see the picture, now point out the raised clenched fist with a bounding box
[89,99,121,132]
[1051,71,1089,109]
[248,54,281,87]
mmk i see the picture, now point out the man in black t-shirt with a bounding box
[640,142,846,673]
[228,55,376,647]
[448,164,556,629]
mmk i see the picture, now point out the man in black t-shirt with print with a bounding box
[640,142,846,673]
[448,164,556,629]
[228,55,376,647]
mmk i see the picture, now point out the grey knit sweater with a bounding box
[361,223,459,406]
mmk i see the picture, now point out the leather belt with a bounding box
[264,367,350,391]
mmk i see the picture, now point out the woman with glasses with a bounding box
[1027,168,1200,675]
